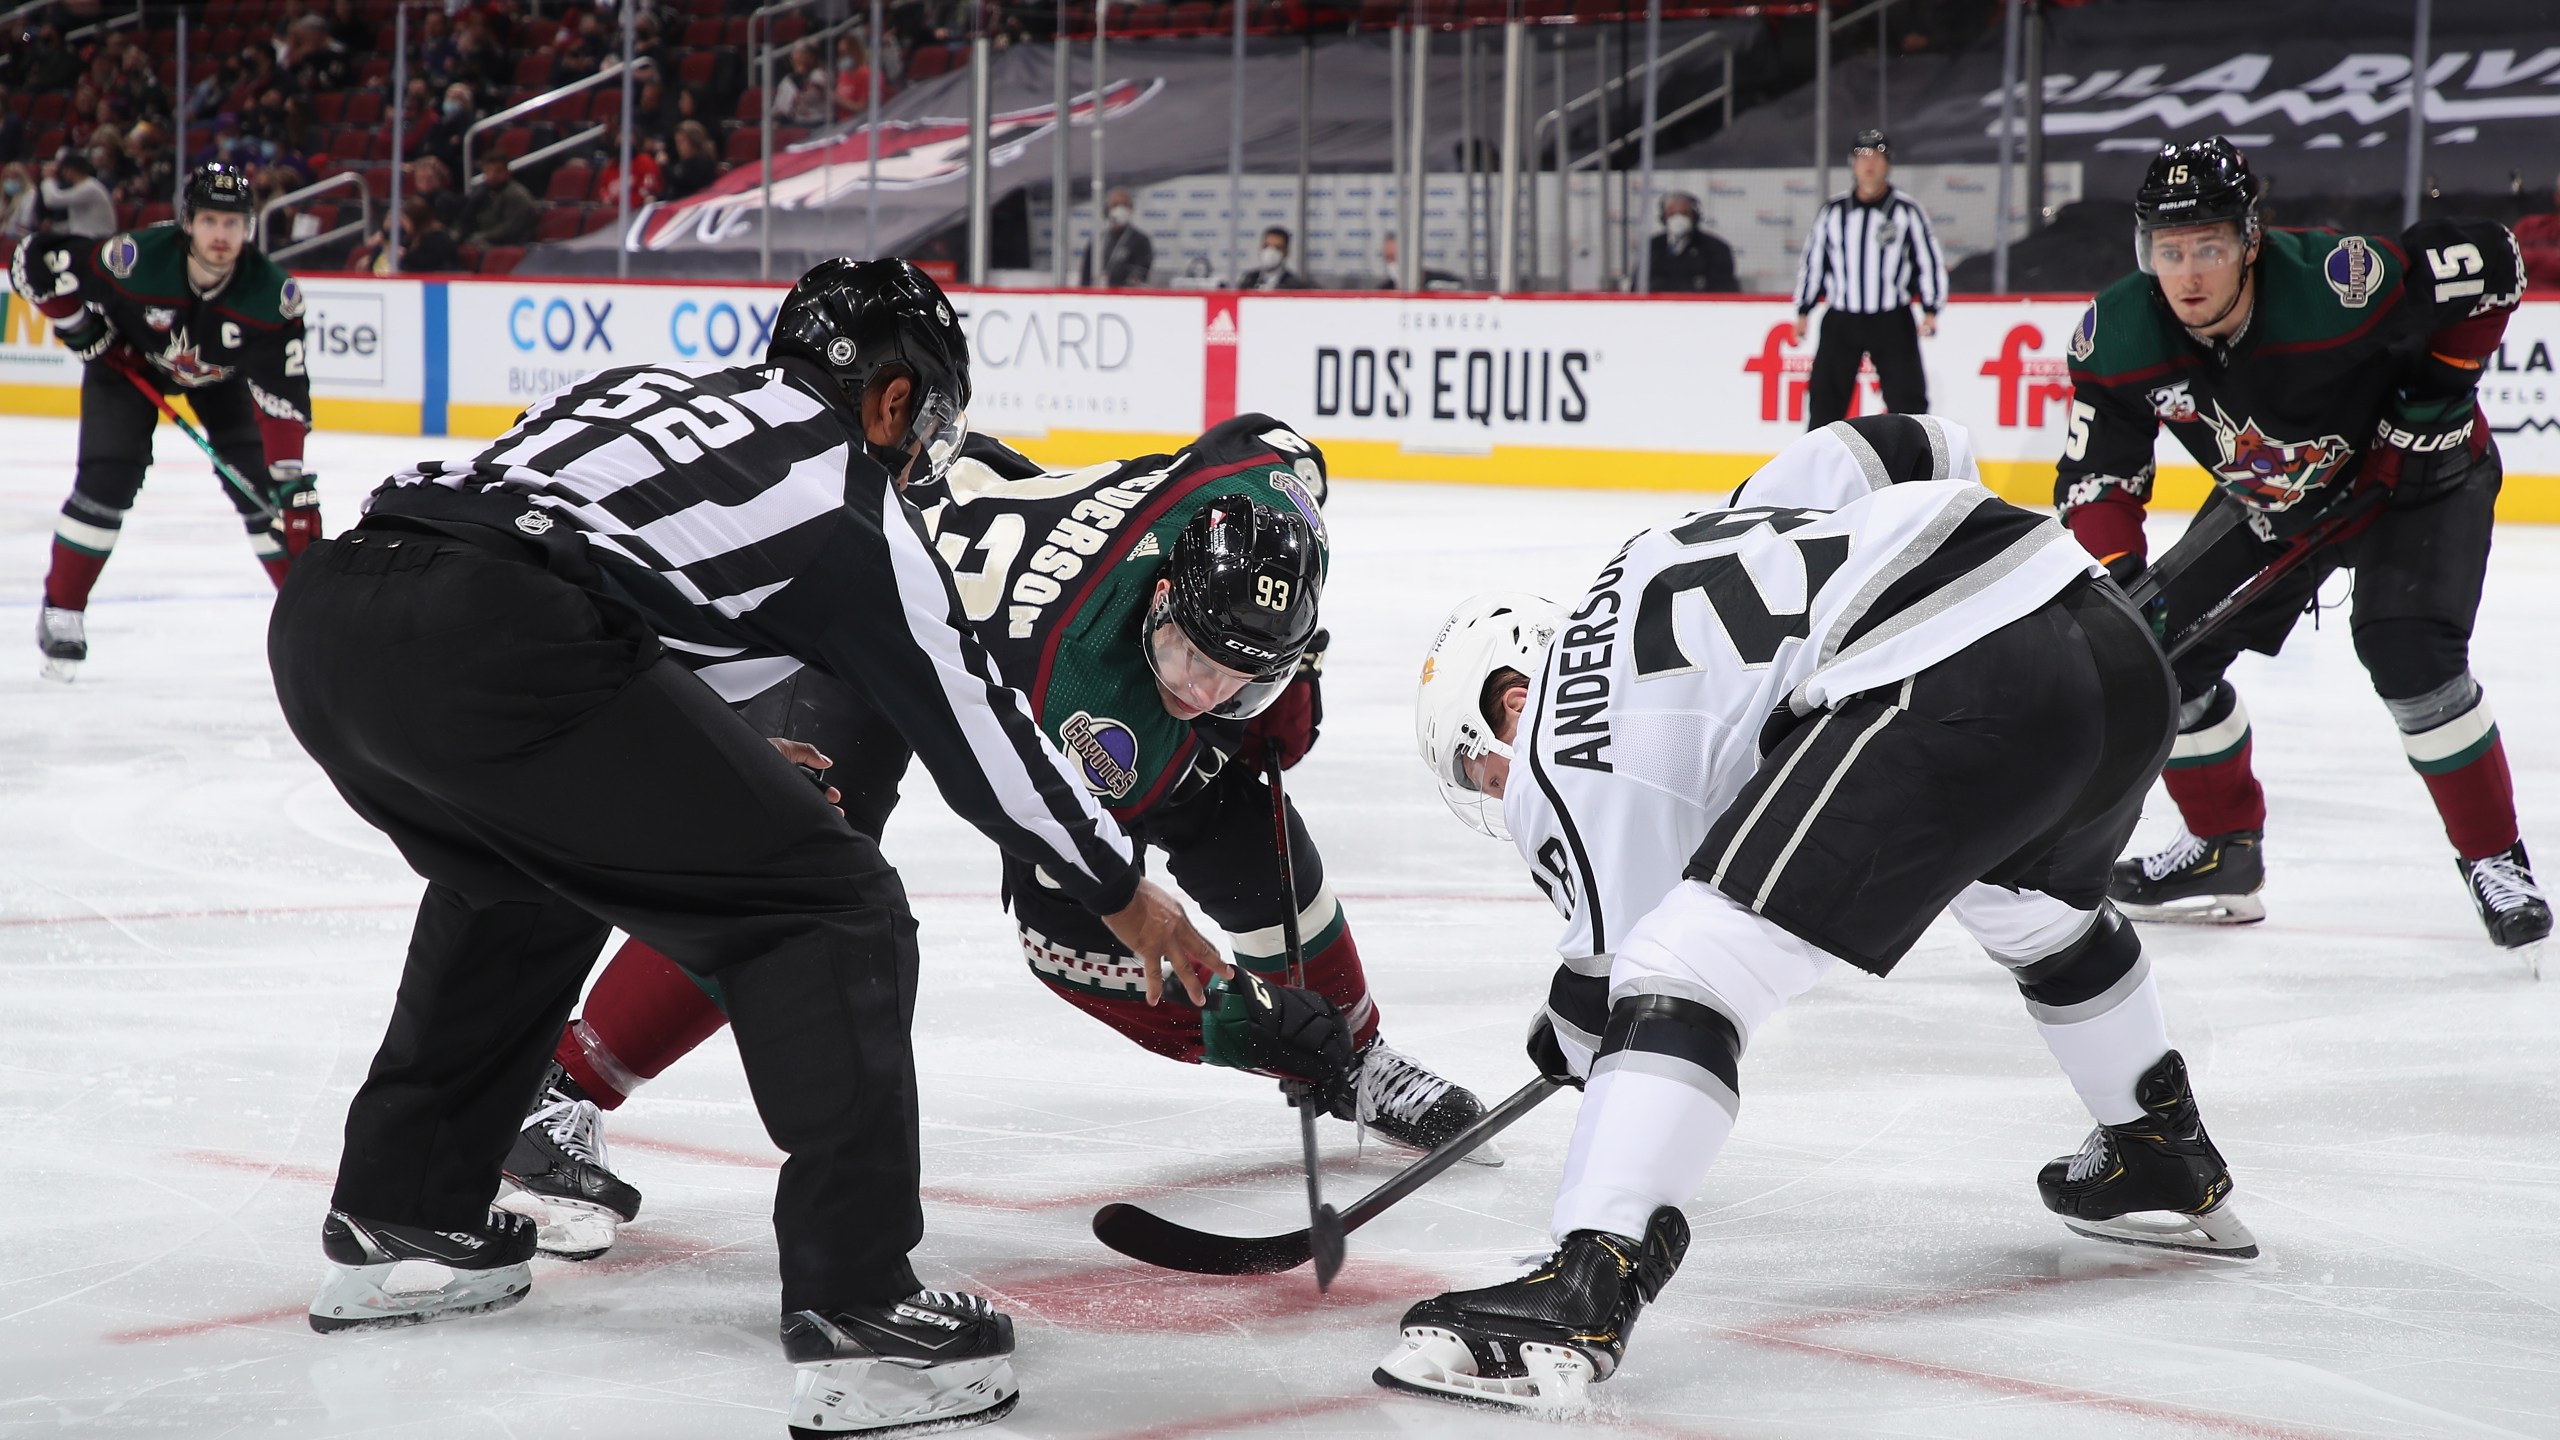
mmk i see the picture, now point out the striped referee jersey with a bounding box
[1791,187,1949,316]
[364,357,1141,913]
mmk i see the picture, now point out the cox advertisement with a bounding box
[446,278,1204,446]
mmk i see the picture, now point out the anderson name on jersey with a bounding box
[1505,417,2101,966]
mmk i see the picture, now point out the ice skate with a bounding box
[37,604,84,683]
[1356,1040,1501,1166]
[1374,1204,1688,1414]
[307,1208,537,1333]
[498,1064,641,1261]
[2109,828,2265,924]
[2040,1050,2257,1258]
[2458,843,2552,969]
[781,1291,1019,1437]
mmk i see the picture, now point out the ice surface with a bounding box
[1,415,2555,1439]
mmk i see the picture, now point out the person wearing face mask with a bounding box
[1643,192,1737,293]
[1079,186,1154,288]
[1,163,38,237]
[425,82,478,180]
[1240,224,1315,290]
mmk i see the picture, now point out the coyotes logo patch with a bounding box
[2202,403,2352,512]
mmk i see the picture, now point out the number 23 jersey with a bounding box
[1502,420,2101,963]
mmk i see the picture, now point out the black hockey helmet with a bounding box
[2133,136,2260,273]
[1144,500,1322,720]
[769,256,972,485]
[1849,127,1889,157]
[185,161,256,219]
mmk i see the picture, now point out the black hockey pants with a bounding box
[270,524,928,1313]
[1804,308,1928,430]
[2158,450,2502,706]
[74,359,273,529]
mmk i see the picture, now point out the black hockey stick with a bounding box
[1265,759,1345,1290]
[1092,1075,1563,1276]
[2156,485,2388,663]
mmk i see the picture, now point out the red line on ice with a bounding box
[1085,1393,1381,1440]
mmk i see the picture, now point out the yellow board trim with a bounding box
[0,382,418,436]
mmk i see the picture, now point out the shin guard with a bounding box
[2389,676,2521,861]
[551,939,730,1109]
[2161,683,2265,838]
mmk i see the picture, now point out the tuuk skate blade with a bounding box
[2117,893,2265,926]
[1372,1327,1594,1414]
[38,657,78,684]
[307,1259,533,1333]
[2064,1199,2259,1260]
[787,1354,1018,1437]
[496,1183,618,1261]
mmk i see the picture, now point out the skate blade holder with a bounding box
[1374,1326,1597,1414]
[788,1353,1017,1437]
[495,1184,619,1262]
[2064,1199,2260,1260]
[307,1258,533,1333]
[2118,894,2266,926]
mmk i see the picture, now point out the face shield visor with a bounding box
[1428,721,1515,839]
[2135,218,2251,278]
[902,385,969,489]
[1143,591,1294,720]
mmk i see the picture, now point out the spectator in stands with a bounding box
[2515,177,2560,292]
[2,163,38,238]
[1379,231,1462,290]
[1239,225,1314,290]
[330,0,375,55]
[408,156,464,228]
[420,11,461,88]
[39,152,117,237]
[229,45,280,116]
[399,194,463,272]
[123,123,173,208]
[633,75,676,146]
[427,83,478,180]
[834,36,877,116]
[452,16,510,96]
[114,46,168,127]
[0,87,22,167]
[554,10,609,85]
[464,155,537,247]
[188,56,241,125]
[25,26,81,96]
[666,120,720,200]
[775,41,834,126]
[284,16,350,94]
[1080,187,1153,287]
[1642,192,1738,293]
[83,124,134,194]
[595,127,664,209]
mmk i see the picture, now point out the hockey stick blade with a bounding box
[1092,1076,1564,1276]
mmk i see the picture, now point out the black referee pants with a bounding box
[269,526,927,1313]
[1805,308,1928,430]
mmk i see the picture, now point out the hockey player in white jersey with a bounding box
[1377,414,2254,1415]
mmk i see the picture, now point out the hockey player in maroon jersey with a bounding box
[2055,137,2547,952]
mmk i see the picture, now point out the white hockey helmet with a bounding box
[1415,591,1560,839]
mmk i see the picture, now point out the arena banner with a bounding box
[437,277,1206,455]
[0,273,428,433]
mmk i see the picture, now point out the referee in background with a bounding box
[1791,129,1949,429]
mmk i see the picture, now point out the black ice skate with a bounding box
[307,1207,537,1333]
[2109,829,2265,925]
[1356,1041,1501,1166]
[37,604,84,684]
[782,1291,1019,1437]
[1373,1205,1688,1413]
[498,1064,641,1261]
[2458,842,2552,966]
[2039,1050,2258,1258]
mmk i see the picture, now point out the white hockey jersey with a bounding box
[1502,417,2102,962]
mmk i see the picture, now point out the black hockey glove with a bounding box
[2366,394,2483,504]
[1525,1010,1585,1090]
[57,308,121,366]
[1199,972,1356,1116]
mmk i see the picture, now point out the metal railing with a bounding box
[259,169,372,263]
[462,60,635,189]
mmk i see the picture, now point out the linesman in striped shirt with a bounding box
[1790,129,1950,429]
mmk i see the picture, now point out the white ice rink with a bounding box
[2,415,2557,1440]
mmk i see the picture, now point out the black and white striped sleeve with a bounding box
[1792,202,1834,314]
[1903,197,1949,313]
[755,474,1142,915]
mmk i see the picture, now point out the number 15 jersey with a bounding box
[1502,416,2101,963]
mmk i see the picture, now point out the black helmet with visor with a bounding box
[768,256,972,488]
[1144,500,1321,720]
